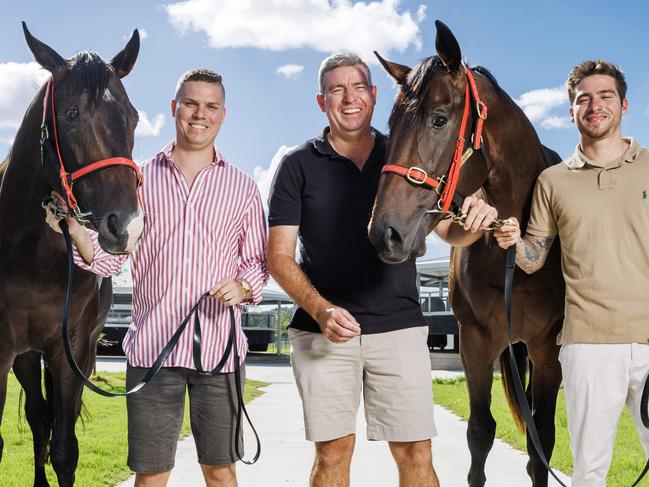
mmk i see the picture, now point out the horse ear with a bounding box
[435,20,462,74]
[110,29,140,79]
[22,22,66,76]
[374,51,411,85]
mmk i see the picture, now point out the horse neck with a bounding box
[480,87,548,220]
[0,85,52,235]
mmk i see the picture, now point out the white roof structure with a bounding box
[416,256,450,286]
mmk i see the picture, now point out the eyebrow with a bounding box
[328,81,370,91]
[182,97,221,107]
[577,89,617,100]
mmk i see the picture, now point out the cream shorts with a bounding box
[289,325,437,442]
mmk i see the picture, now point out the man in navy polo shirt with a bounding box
[267,52,496,487]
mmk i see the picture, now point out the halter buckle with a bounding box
[476,101,488,120]
[433,175,446,195]
[406,166,429,186]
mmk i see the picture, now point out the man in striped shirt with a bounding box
[46,69,268,487]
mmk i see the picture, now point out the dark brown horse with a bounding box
[0,25,143,486]
[368,21,565,486]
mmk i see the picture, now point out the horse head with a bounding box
[23,22,144,254]
[368,21,492,263]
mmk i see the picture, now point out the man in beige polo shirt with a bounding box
[494,60,649,486]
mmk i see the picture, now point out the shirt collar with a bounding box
[312,127,383,159]
[565,137,641,169]
[158,140,226,166]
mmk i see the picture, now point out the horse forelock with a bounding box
[388,56,443,133]
[67,51,114,106]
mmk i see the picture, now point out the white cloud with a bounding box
[165,0,425,63]
[0,135,15,146]
[515,86,570,131]
[254,144,296,208]
[0,62,49,130]
[423,233,450,260]
[541,115,570,130]
[276,64,304,79]
[135,110,165,137]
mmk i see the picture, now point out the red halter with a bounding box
[381,66,487,213]
[40,78,143,217]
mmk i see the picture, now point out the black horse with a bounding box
[0,25,143,486]
[369,21,565,486]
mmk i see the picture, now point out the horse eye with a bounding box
[65,107,79,121]
[431,116,447,129]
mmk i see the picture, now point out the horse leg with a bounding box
[13,351,53,487]
[460,321,499,487]
[0,368,8,464]
[525,328,562,487]
[47,342,92,487]
[0,344,16,465]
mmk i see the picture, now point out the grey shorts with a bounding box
[126,364,244,473]
[289,325,437,443]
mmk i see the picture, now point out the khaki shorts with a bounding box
[289,325,436,442]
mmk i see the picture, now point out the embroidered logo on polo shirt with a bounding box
[643,190,648,200]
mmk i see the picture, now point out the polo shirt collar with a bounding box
[159,140,226,166]
[565,137,641,169]
[312,127,381,159]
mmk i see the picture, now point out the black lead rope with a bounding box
[59,220,260,464]
[504,246,649,487]
[504,247,568,487]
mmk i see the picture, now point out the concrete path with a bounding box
[101,359,571,486]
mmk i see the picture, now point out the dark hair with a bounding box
[174,68,225,100]
[566,60,626,103]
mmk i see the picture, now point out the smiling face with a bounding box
[570,74,627,141]
[172,80,226,151]
[317,64,376,138]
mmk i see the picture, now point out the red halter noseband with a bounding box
[381,66,488,213]
[40,78,143,219]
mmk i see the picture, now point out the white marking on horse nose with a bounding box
[124,207,144,252]
[103,88,115,103]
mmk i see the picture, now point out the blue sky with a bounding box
[2,0,648,260]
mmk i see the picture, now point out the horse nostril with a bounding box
[385,225,404,249]
[106,213,121,240]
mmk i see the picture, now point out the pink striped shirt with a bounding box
[73,141,268,372]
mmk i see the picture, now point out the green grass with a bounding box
[0,372,267,487]
[433,376,648,485]
[265,341,291,355]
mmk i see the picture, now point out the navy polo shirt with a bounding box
[268,128,425,334]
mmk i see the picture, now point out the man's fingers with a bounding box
[336,308,361,333]
[209,279,228,296]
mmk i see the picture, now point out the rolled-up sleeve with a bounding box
[72,228,129,278]
[236,187,269,305]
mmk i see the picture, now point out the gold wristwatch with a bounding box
[238,279,253,301]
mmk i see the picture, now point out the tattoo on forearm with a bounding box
[516,236,555,273]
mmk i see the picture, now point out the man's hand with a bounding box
[314,304,361,344]
[493,217,521,249]
[459,195,498,233]
[210,279,245,307]
[44,191,84,237]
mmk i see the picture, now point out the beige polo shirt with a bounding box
[527,137,649,344]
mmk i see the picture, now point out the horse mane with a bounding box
[388,57,504,130]
[67,51,113,105]
[470,65,501,91]
[388,56,445,129]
